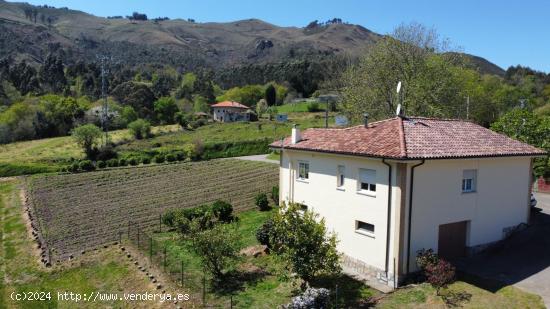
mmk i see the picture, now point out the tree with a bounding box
[154,97,178,124]
[341,22,466,123]
[189,223,242,281]
[175,112,191,130]
[111,81,156,118]
[270,203,341,284]
[193,95,210,113]
[151,73,175,98]
[256,99,268,118]
[491,109,550,177]
[127,119,151,139]
[265,84,277,106]
[72,124,102,159]
[39,54,67,93]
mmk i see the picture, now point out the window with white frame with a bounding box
[356,220,375,235]
[462,169,477,193]
[358,168,376,193]
[297,161,309,180]
[337,165,345,188]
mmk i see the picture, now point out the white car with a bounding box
[531,193,537,208]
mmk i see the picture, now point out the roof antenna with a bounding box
[396,81,403,117]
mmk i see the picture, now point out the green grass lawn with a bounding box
[377,281,545,308]
[0,117,326,177]
[274,101,327,113]
[0,179,163,308]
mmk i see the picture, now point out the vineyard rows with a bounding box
[25,159,279,263]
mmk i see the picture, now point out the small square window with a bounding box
[298,162,309,180]
[462,169,477,193]
[356,220,375,234]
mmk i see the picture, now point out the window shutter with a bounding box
[359,169,376,184]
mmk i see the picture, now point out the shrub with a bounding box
[128,157,138,166]
[283,287,331,309]
[211,200,233,223]
[79,160,95,171]
[96,144,118,161]
[416,248,439,271]
[140,156,151,164]
[165,153,176,162]
[128,119,151,139]
[307,102,321,112]
[162,210,176,227]
[174,151,185,161]
[69,162,80,173]
[425,259,456,295]
[271,186,279,205]
[97,160,107,169]
[255,193,269,211]
[190,223,242,282]
[270,202,341,283]
[106,158,119,167]
[118,158,127,166]
[154,154,165,163]
[256,218,274,248]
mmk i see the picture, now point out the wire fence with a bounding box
[124,217,237,308]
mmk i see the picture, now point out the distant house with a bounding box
[212,101,251,122]
[271,115,546,288]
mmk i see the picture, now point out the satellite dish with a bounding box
[396,104,402,116]
[396,81,402,94]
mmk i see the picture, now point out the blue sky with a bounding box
[17,0,550,72]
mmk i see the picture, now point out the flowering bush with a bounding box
[416,248,439,271]
[283,287,331,309]
[425,259,456,295]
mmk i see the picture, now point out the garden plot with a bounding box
[25,159,278,264]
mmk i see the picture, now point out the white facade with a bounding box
[279,149,533,286]
[212,107,250,122]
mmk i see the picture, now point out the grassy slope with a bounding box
[274,101,327,113]
[0,180,164,308]
[0,117,324,176]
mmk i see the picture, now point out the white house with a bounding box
[270,115,546,288]
[212,101,251,122]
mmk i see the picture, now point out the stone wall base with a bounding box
[340,254,396,290]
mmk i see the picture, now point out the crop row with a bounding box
[26,159,279,262]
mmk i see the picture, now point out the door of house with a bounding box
[438,221,468,260]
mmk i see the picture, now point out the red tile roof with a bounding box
[270,117,546,159]
[211,101,249,109]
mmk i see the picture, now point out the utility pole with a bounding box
[98,55,113,146]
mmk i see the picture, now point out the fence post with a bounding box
[127,221,130,239]
[137,227,140,249]
[118,231,122,244]
[202,271,206,307]
[181,260,184,287]
[164,246,167,271]
[230,295,233,309]
[159,214,162,233]
[149,236,153,262]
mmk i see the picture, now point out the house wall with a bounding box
[280,149,397,275]
[407,156,532,271]
[212,107,249,122]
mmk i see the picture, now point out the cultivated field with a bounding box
[25,159,278,264]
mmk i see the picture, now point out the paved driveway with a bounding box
[234,154,278,164]
[458,192,550,307]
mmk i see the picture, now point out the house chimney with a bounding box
[291,124,301,144]
[364,113,369,128]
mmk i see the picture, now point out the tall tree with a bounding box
[39,54,67,93]
[341,22,466,123]
[265,84,277,106]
